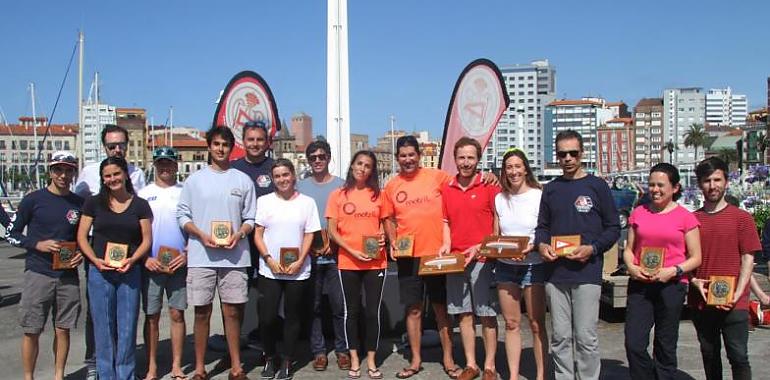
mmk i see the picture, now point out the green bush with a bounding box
[753,203,770,234]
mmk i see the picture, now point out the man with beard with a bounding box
[535,130,619,380]
[74,124,146,379]
[296,139,350,371]
[178,126,256,380]
[690,157,759,380]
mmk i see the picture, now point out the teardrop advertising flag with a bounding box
[213,71,281,159]
[438,59,509,176]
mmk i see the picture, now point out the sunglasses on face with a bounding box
[556,150,580,159]
[308,154,328,162]
[105,142,127,151]
[51,166,76,175]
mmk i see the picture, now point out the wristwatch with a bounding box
[238,231,246,240]
[675,265,684,278]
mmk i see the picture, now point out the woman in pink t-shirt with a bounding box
[622,163,702,380]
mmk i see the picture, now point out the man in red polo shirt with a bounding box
[690,157,760,380]
[442,137,500,380]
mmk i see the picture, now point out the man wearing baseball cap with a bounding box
[138,147,188,380]
[6,151,85,380]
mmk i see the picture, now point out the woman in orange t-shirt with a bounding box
[326,150,387,379]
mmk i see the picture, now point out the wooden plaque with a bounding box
[480,235,530,259]
[393,235,414,258]
[211,221,232,246]
[157,245,181,274]
[418,253,465,276]
[280,247,300,267]
[105,242,128,268]
[639,247,665,275]
[707,275,736,306]
[53,241,78,270]
[311,229,330,256]
[551,235,581,257]
[362,235,381,259]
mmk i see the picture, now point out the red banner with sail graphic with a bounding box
[439,59,509,176]
[213,71,281,159]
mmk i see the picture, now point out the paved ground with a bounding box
[1,241,769,380]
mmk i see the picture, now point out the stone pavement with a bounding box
[1,242,769,379]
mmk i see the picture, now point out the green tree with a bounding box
[756,131,769,164]
[683,123,708,162]
[717,148,738,164]
[664,140,675,163]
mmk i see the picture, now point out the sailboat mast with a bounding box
[77,31,84,169]
[169,106,174,147]
[30,83,41,189]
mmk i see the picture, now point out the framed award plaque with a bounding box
[211,221,232,246]
[362,235,381,259]
[417,253,465,276]
[393,235,414,258]
[639,247,665,275]
[311,229,330,256]
[479,235,530,259]
[105,242,129,268]
[707,275,736,306]
[280,247,300,267]
[53,241,78,270]
[551,235,581,257]
[157,245,181,274]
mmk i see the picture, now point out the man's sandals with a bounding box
[396,366,424,379]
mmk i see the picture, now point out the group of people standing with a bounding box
[5,122,762,380]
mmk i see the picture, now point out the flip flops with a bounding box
[396,366,423,379]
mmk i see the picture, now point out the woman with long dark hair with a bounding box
[623,163,701,379]
[327,150,387,379]
[254,158,320,380]
[493,148,549,380]
[77,156,153,380]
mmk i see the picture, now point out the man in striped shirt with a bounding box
[689,157,760,380]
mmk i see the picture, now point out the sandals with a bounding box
[395,366,423,379]
[367,368,383,379]
[170,376,188,380]
[348,368,362,379]
[443,365,463,380]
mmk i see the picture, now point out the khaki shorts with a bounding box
[186,267,248,306]
[19,270,80,334]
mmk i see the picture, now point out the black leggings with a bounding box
[257,275,309,359]
[340,269,386,352]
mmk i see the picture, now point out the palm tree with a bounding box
[664,140,675,163]
[684,123,708,162]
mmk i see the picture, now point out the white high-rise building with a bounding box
[706,87,748,127]
[81,103,116,164]
[481,60,555,173]
[663,88,706,165]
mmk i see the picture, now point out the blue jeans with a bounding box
[88,265,141,380]
[310,261,348,355]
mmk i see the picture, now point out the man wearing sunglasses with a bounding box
[296,139,349,372]
[74,124,146,379]
[75,124,146,197]
[535,130,619,380]
[7,151,85,380]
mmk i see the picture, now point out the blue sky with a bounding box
[1,1,768,143]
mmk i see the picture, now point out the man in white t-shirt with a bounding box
[73,123,146,380]
[75,124,146,197]
[137,146,187,380]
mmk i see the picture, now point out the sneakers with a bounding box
[275,360,293,380]
[261,357,278,379]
